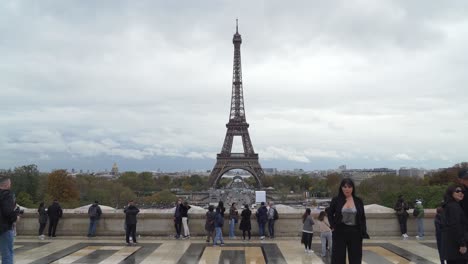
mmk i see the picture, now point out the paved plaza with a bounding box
[12,236,441,264]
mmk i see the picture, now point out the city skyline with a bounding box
[1,1,468,172]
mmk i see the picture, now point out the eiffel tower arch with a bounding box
[208,20,265,188]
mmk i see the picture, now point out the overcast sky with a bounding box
[1,1,467,172]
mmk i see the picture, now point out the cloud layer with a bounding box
[1,1,467,171]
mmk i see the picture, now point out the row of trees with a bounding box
[1,162,466,209]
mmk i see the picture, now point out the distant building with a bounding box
[111,163,119,176]
[398,167,425,178]
[343,168,397,185]
[263,168,278,175]
[338,165,347,171]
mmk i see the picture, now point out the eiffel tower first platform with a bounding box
[208,20,265,188]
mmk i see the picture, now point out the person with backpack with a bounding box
[0,175,20,264]
[205,205,215,243]
[239,204,252,241]
[441,184,468,264]
[213,207,225,246]
[267,201,278,239]
[414,200,425,239]
[47,199,63,238]
[394,195,409,239]
[87,200,102,237]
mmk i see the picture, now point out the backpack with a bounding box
[412,207,419,217]
[89,206,98,218]
[273,208,279,220]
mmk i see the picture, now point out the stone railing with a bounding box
[16,208,436,237]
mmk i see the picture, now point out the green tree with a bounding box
[16,191,34,208]
[11,164,40,204]
[46,170,80,208]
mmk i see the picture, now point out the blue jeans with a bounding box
[320,231,332,257]
[214,227,224,245]
[417,218,424,237]
[0,230,14,264]
[88,218,98,236]
[258,222,266,237]
[268,219,275,237]
[229,218,236,238]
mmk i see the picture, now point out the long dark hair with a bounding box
[302,208,311,223]
[444,184,465,203]
[318,211,326,221]
[337,178,356,199]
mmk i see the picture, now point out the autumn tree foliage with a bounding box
[46,170,80,208]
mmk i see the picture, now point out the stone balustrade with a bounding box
[16,207,436,237]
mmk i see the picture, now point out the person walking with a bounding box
[229,202,239,239]
[256,202,268,240]
[328,178,370,264]
[414,200,425,239]
[205,205,215,243]
[87,200,102,237]
[47,199,63,238]
[37,202,47,240]
[0,176,20,264]
[441,184,468,264]
[239,204,252,241]
[267,201,278,239]
[213,207,225,247]
[317,211,332,258]
[124,200,140,245]
[181,201,191,239]
[301,208,315,255]
[174,198,183,239]
[394,195,409,239]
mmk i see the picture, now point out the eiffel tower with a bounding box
[208,20,265,188]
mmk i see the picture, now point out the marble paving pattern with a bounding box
[13,237,442,264]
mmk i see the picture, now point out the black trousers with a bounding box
[242,230,251,240]
[38,223,46,236]
[397,214,408,234]
[48,218,59,237]
[302,232,313,250]
[331,225,362,264]
[126,224,137,243]
[174,217,182,237]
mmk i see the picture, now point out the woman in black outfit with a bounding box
[37,202,47,239]
[441,184,468,264]
[239,204,252,241]
[328,178,369,264]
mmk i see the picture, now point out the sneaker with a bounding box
[305,249,308,253]
[403,233,409,238]
[260,236,265,240]
[416,235,424,240]
[220,243,225,246]
[309,249,314,253]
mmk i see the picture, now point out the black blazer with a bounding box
[441,200,468,260]
[327,195,370,239]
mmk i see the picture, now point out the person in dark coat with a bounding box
[239,204,252,241]
[256,202,268,240]
[124,200,140,245]
[205,205,216,243]
[37,202,48,240]
[328,178,369,264]
[394,195,409,239]
[441,184,468,264]
[47,199,63,237]
[0,176,20,264]
[174,198,183,239]
[87,200,102,237]
[458,169,468,220]
[434,206,444,264]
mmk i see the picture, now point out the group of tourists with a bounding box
[393,195,425,240]
[176,198,279,247]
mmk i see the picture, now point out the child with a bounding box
[301,208,314,254]
[317,211,332,257]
